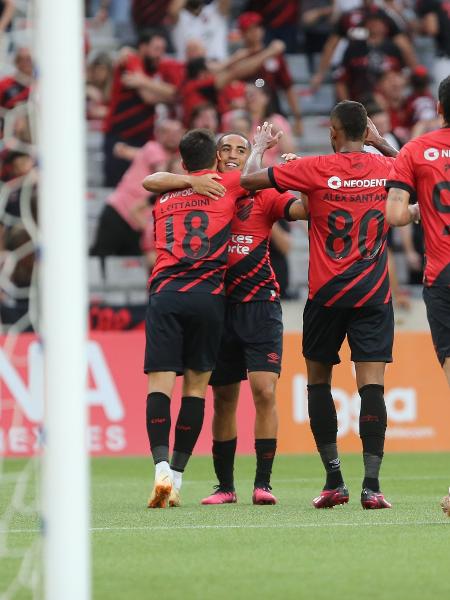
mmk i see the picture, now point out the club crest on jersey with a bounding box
[236,194,254,221]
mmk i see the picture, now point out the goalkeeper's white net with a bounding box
[1,1,89,599]
[0,2,42,597]
[0,2,42,600]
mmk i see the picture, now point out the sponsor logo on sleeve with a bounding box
[424,148,439,161]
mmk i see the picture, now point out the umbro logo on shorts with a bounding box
[267,352,280,364]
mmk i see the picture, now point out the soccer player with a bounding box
[241,105,403,509]
[145,128,246,508]
[143,132,307,506]
[386,75,450,387]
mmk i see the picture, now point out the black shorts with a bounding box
[423,286,450,366]
[302,299,394,365]
[209,301,283,386]
[144,292,226,374]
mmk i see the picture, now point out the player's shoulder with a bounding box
[401,128,448,157]
[256,188,292,202]
[220,170,240,183]
[365,152,395,166]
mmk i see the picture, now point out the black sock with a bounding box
[146,392,170,465]
[212,438,237,491]
[170,396,205,473]
[359,384,387,493]
[254,438,277,488]
[308,383,344,490]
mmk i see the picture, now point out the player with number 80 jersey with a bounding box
[269,152,393,308]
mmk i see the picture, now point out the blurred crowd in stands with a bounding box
[0,0,449,328]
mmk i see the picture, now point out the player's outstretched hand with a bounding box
[282,152,299,162]
[253,121,283,151]
[190,173,226,199]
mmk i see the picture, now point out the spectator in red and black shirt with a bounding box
[335,10,406,103]
[103,30,180,186]
[311,4,416,93]
[241,106,401,510]
[373,70,409,143]
[404,66,439,138]
[417,0,450,94]
[180,39,286,127]
[132,0,171,33]
[230,11,303,135]
[0,47,33,138]
[244,0,300,52]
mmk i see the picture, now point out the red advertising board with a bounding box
[0,331,449,457]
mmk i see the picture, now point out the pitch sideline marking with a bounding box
[5,520,449,534]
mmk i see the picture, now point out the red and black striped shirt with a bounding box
[245,0,298,29]
[0,76,30,110]
[225,189,296,303]
[148,170,245,295]
[132,0,170,29]
[104,53,181,142]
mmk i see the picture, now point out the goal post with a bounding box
[37,0,90,599]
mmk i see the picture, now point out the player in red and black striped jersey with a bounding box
[144,132,306,506]
[241,105,400,510]
[386,75,450,386]
[143,128,250,509]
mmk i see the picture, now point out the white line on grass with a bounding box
[4,520,449,534]
[178,476,450,485]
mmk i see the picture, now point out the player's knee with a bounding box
[213,386,239,417]
[252,382,277,412]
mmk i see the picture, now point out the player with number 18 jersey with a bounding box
[145,168,244,375]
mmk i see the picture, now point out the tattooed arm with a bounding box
[386,187,420,226]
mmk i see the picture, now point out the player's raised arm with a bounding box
[142,172,226,199]
[240,121,283,190]
[365,117,399,158]
[386,187,420,226]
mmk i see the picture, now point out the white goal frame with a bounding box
[37,1,90,599]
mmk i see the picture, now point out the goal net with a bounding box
[0,1,89,599]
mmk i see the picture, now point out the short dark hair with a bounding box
[186,57,208,80]
[217,132,251,150]
[438,75,450,124]
[364,100,384,118]
[137,29,165,46]
[179,128,217,171]
[330,101,368,141]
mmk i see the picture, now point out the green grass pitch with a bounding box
[2,453,450,599]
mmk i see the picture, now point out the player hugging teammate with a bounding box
[142,81,450,511]
[143,127,305,507]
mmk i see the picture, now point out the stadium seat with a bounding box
[103,256,148,291]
